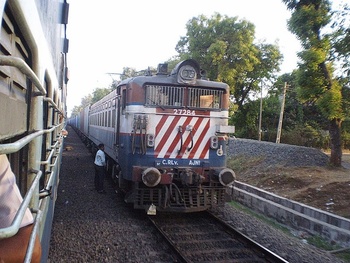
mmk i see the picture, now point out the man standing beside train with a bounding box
[94,144,106,194]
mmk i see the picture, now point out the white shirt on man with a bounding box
[94,149,105,167]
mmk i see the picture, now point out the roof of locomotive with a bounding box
[117,59,230,92]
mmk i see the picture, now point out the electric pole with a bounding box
[258,81,263,141]
[276,82,288,143]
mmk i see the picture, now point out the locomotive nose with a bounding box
[142,167,161,187]
[218,168,236,186]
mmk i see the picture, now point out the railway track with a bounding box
[148,211,289,263]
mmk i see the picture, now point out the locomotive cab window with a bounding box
[145,84,223,109]
[145,85,184,107]
[188,88,223,109]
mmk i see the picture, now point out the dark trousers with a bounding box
[94,164,105,191]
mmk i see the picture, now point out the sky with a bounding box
[65,0,343,115]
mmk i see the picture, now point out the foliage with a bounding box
[70,105,82,117]
[230,99,260,139]
[233,69,349,149]
[175,13,283,110]
[330,2,350,79]
[165,56,182,72]
[70,94,92,117]
[69,88,111,117]
[91,87,111,104]
[342,130,350,150]
[282,123,330,148]
[120,67,137,80]
[282,0,344,166]
[80,94,92,108]
[121,66,159,80]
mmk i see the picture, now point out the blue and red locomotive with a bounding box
[71,59,235,214]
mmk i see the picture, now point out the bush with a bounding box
[342,131,350,150]
[279,124,330,149]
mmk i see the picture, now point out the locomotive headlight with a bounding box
[178,65,197,84]
[146,134,155,147]
[142,167,161,187]
[218,168,236,186]
[210,136,219,149]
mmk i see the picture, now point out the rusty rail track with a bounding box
[148,211,289,263]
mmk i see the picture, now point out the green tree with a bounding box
[70,94,92,117]
[70,105,82,117]
[120,66,159,80]
[81,94,92,108]
[176,13,283,111]
[282,0,344,166]
[121,67,137,80]
[331,2,350,78]
[91,87,111,104]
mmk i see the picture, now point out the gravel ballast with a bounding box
[228,138,330,167]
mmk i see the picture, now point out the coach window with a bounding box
[108,110,111,127]
[104,111,107,127]
[112,109,116,127]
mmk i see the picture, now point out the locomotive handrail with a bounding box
[0,55,64,116]
[0,124,62,154]
[40,147,56,165]
[0,55,46,95]
[24,209,42,263]
[26,144,62,261]
[0,169,42,238]
[45,153,60,187]
[43,97,63,116]
[40,139,61,165]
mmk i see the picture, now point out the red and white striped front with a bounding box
[154,114,211,159]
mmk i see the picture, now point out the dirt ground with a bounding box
[232,153,350,219]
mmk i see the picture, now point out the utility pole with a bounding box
[276,82,288,143]
[258,81,263,141]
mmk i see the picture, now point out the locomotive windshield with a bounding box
[145,85,223,109]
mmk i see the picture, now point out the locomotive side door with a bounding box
[113,84,129,189]
[115,85,126,154]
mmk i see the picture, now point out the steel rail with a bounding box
[148,216,187,263]
[149,212,289,263]
[207,211,289,263]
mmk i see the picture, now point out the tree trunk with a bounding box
[329,118,342,167]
